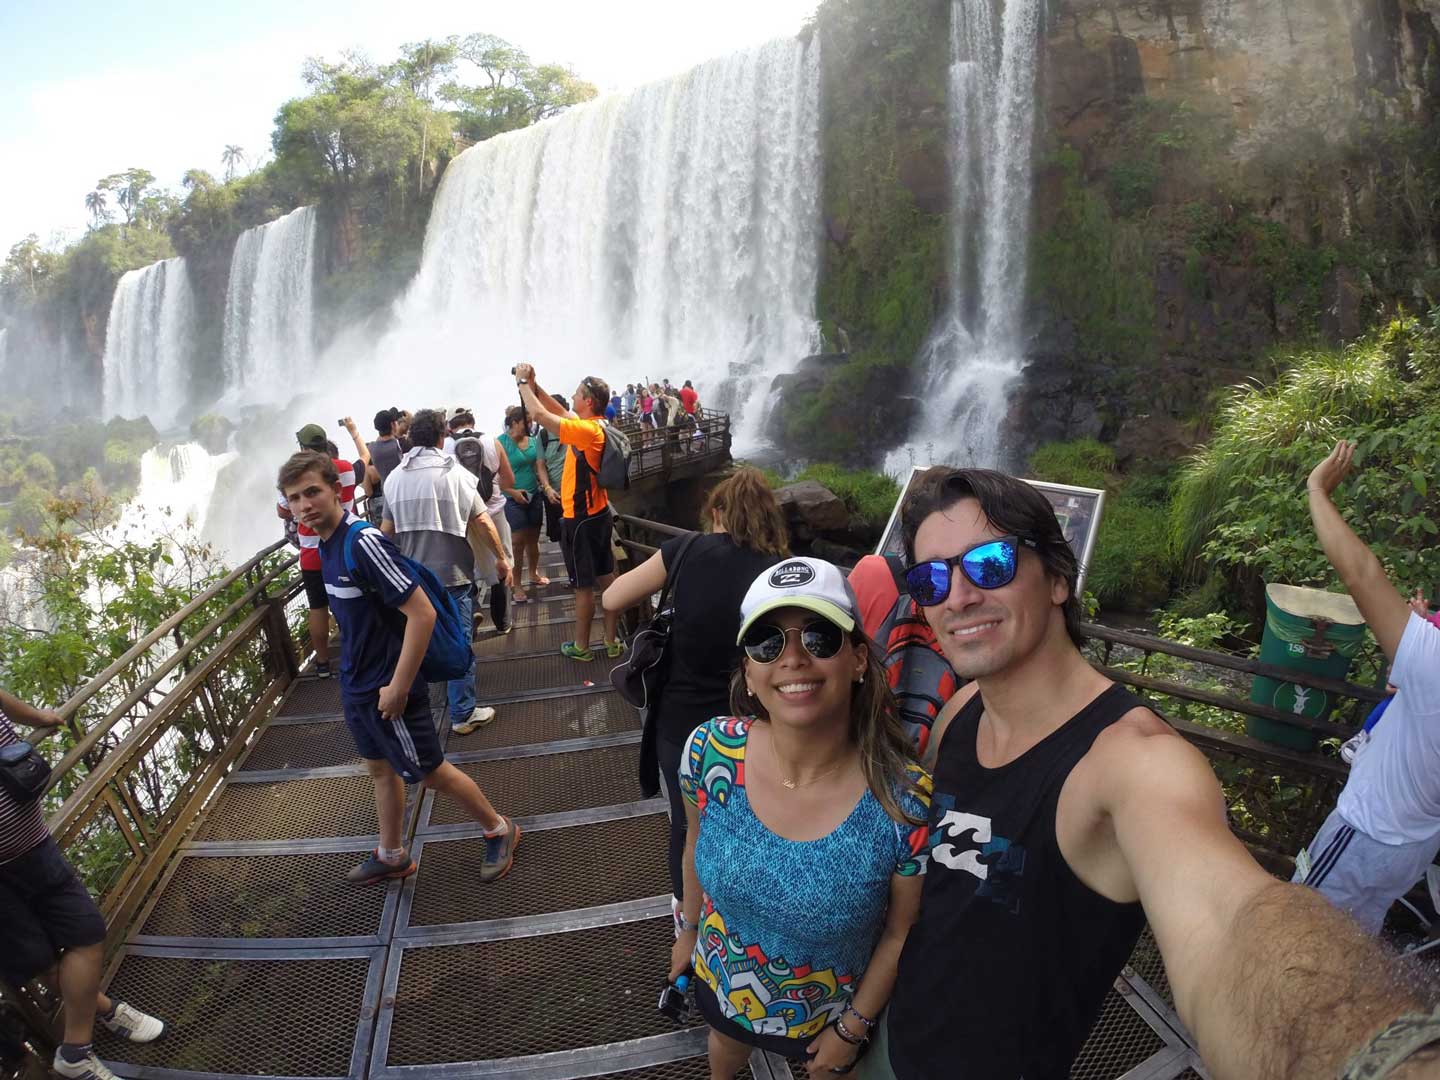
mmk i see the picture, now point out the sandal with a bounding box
[531,575,551,587]
[512,588,529,603]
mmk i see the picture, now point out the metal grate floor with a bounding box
[475,652,622,700]
[427,744,645,825]
[475,620,602,658]
[278,677,344,717]
[139,849,391,942]
[1071,987,1168,1079]
[384,917,696,1065]
[97,949,374,1077]
[405,814,669,928]
[196,775,407,842]
[241,719,360,771]
[446,692,640,753]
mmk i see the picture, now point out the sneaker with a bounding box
[561,641,594,662]
[53,1048,119,1080]
[480,819,521,882]
[346,848,416,884]
[1340,729,1370,765]
[315,660,332,679]
[451,707,497,736]
[99,1002,165,1043]
[496,623,513,636]
[605,638,626,660]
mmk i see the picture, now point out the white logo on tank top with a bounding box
[932,810,993,879]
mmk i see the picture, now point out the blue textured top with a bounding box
[679,716,933,1040]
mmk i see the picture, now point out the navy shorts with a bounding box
[343,686,442,784]
[0,836,108,983]
[504,494,544,534]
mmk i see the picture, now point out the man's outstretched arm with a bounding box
[1104,726,1422,1078]
[1308,440,1410,660]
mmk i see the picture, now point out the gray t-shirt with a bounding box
[382,447,483,588]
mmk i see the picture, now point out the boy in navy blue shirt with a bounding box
[278,450,519,884]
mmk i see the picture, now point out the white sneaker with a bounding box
[53,1048,119,1080]
[1340,730,1370,765]
[451,707,497,736]
[100,1001,166,1043]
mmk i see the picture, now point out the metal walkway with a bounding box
[91,543,1209,1080]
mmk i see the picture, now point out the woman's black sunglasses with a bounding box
[903,535,1039,607]
[741,619,846,664]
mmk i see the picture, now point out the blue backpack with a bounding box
[341,519,472,682]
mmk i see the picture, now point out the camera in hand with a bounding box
[658,973,690,1023]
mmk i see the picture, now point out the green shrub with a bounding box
[1027,439,1115,490]
[1087,495,1175,612]
[795,464,901,531]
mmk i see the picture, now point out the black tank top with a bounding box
[886,683,1147,1080]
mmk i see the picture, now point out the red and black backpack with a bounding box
[876,555,961,757]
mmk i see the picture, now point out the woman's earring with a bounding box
[855,673,865,685]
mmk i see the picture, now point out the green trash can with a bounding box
[1248,584,1368,751]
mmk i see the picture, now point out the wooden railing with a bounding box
[36,542,305,930]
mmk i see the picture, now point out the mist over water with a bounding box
[222,206,318,401]
[102,257,196,430]
[889,0,1041,476]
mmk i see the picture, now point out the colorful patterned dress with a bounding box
[678,717,933,1041]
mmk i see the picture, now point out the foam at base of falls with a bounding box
[113,443,237,544]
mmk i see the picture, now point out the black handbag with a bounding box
[0,740,52,803]
[611,531,701,710]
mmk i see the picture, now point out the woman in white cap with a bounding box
[669,557,933,1078]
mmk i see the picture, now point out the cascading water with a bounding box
[222,205,318,399]
[384,37,822,449]
[0,327,7,380]
[892,0,1042,473]
[113,443,237,544]
[101,257,196,428]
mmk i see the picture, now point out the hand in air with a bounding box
[1410,588,1431,619]
[514,363,535,384]
[1307,440,1355,498]
[342,416,358,433]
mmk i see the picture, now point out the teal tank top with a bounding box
[499,432,540,493]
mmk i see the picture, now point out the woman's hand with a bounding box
[545,486,561,505]
[669,928,697,982]
[806,1025,861,1076]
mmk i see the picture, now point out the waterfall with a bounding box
[0,327,7,380]
[222,206,318,399]
[113,443,237,543]
[385,37,822,448]
[895,0,1042,472]
[100,258,196,428]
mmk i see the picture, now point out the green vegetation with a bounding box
[793,464,902,532]
[0,416,157,536]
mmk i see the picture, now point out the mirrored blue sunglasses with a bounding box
[903,536,1039,606]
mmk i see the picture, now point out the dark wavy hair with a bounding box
[408,408,446,449]
[277,450,338,495]
[900,467,1083,647]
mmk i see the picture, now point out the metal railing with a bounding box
[617,411,731,483]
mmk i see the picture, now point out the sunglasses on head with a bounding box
[904,535,1040,607]
[741,619,847,664]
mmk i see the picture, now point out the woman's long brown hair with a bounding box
[704,467,790,556]
[727,633,925,825]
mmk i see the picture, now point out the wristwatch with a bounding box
[676,913,696,933]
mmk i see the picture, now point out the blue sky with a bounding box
[0,0,818,255]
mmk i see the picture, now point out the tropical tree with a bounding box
[84,189,110,227]
[221,145,245,181]
[440,33,597,142]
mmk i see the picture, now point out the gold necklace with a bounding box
[768,733,850,790]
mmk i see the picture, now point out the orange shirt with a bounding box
[559,417,609,519]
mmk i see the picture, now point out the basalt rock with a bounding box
[777,480,851,536]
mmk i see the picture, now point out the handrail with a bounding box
[614,514,689,539]
[56,539,290,725]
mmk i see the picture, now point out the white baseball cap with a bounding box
[736,557,859,645]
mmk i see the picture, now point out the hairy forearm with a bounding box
[468,513,504,562]
[1186,881,1420,1079]
[519,384,561,435]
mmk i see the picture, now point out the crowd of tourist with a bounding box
[4,360,1440,1080]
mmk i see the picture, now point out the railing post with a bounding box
[263,598,299,682]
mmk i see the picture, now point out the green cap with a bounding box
[296,423,327,451]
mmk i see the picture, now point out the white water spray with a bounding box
[222,206,318,399]
[383,37,822,449]
[101,258,196,428]
[893,0,1041,473]
[113,443,237,544]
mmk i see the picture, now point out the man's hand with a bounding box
[496,558,513,587]
[377,681,408,721]
[343,416,359,436]
[514,363,535,384]
[30,709,64,729]
[1308,440,1355,498]
[545,487,561,505]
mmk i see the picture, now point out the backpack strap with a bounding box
[657,531,702,612]
[341,518,381,598]
[884,553,910,595]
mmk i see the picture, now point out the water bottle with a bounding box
[657,973,690,1023]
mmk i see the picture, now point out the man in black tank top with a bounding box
[869,468,1435,1080]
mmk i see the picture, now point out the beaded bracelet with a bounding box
[834,1016,866,1046]
[843,1005,876,1030]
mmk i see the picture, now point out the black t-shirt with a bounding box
[655,533,784,745]
[368,438,403,483]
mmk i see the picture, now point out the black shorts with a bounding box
[560,510,615,588]
[0,836,107,983]
[302,568,329,610]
